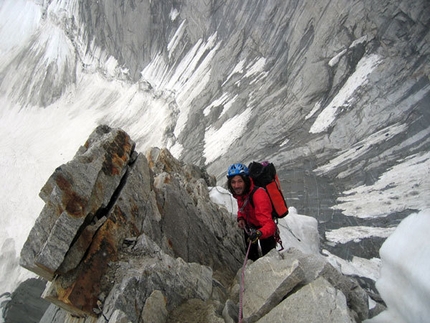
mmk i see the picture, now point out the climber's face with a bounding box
[231,175,246,195]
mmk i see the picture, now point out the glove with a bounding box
[248,230,262,244]
[238,219,246,229]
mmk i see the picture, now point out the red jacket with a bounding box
[234,180,277,239]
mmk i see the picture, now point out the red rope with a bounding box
[239,241,252,323]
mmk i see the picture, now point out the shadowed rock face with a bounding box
[1,278,50,323]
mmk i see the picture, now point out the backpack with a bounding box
[247,161,289,219]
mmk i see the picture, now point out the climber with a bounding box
[226,163,277,261]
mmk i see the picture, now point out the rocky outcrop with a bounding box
[19,126,374,322]
[20,125,137,282]
[20,125,244,318]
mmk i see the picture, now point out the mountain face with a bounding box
[0,0,429,298]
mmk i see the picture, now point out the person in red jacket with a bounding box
[227,163,277,261]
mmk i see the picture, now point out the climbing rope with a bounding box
[238,240,252,323]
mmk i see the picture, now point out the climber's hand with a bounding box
[248,230,262,244]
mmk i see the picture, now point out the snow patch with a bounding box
[169,8,180,21]
[167,19,186,57]
[367,210,430,323]
[203,92,230,116]
[323,249,381,282]
[335,151,430,218]
[278,207,320,255]
[203,93,238,118]
[310,54,381,133]
[350,35,368,48]
[325,226,396,245]
[280,138,290,147]
[244,57,268,84]
[204,108,252,164]
[328,49,347,67]
[0,0,42,53]
[208,186,237,219]
[223,59,246,86]
[305,100,322,120]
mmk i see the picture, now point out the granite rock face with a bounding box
[20,125,136,281]
[19,127,375,322]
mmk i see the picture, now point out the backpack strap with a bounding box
[248,186,259,208]
[239,188,258,227]
[239,190,254,213]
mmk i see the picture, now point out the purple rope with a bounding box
[239,240,252,323]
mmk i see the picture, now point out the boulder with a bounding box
[226,248,369,323]
[257,276,354,323]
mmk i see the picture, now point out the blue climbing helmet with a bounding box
[227,163,249,178]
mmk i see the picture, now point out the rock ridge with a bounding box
[18,126,379,322]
